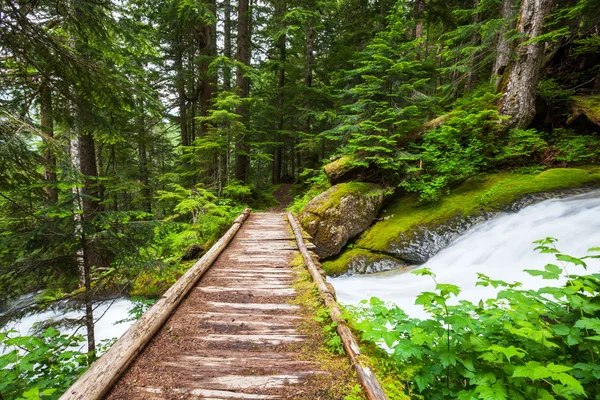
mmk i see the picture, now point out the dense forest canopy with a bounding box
[2,0,600,303]
[1,0,600,296]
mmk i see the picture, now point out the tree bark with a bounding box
[223,0,232,91]
[70,133,96,359]
[465,0,480,92]
[273,0,286,185]
[175,45,189,146]
[498,0,553,129]
[492,0,518,91]
[414,0,425,39]
[235,0,251,183]
[40,82,58,203]
[137,102,151,213]
[199,0,216,136]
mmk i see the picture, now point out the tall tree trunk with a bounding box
[301,17,314,172]
[70,133,96,359]
[199,0,216,137]
[492,0,518,91]
[137,102,151,213]
[414,0,425,39]
[175,45,189,146]
[223,0,232,91]
[498,0,553,129]
[235,0,251,183]
[40,82,58,203]
[273,0,286,185]
[465,0,480,92]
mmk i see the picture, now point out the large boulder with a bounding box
[300,182,386,258]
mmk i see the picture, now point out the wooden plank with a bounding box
[287,213,388,400]
[59,209,252,400]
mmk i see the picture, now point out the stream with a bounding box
[329,190,600,318]
[0,297,136,355]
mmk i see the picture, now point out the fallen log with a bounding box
[287,213,388,400]
[60,208,252,400]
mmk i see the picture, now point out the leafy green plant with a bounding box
[553,130,600,164]
[349,239,600,399]
[314,307,345,355]
[288,169,331,215]
[0,328,88,400]
[496,129,549,166]
[403,93,503,202]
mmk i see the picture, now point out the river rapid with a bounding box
[329,190,600,318]
[0,297,136,355]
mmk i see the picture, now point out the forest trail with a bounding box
[105,213,338,400]
[268,184,295,212]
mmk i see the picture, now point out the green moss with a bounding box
[570,95,600,125]
[129,261,191,298]
[304,182,383,217]
[290,254,366,399]
[357,167,600,253]
[323,155,356,179]
[322,248,396,276]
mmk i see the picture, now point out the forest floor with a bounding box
[268,184,295,212]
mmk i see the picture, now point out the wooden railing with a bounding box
[287,213,388,400]
[59,208,252,400]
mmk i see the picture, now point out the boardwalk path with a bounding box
[107,213,349,399]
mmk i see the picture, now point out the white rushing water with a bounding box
[330,190,600,318]
[0,298,136,354]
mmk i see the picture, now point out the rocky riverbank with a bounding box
[319,167,600,276]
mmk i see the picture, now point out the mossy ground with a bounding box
[357,167,600,253]
[291,248,409,399]
[288,253,366,399]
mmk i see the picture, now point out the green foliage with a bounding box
[538,79,574,115]
[496,129,549,166]
[349,242,600,399]
[288,169,331,215]
[0,328,88,400]
[402,93,503,202]
[314,307,345,355]
[554,134,600,164]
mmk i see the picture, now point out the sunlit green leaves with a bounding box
[348,243,600,399]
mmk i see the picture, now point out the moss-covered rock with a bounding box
[323,156,380,184]
[300,182,386,258]
[356,167,600,263]
[322,248,407,276]
[568,95,600,126]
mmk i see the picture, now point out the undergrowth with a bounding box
[348,239,600,400]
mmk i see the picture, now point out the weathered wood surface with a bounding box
[104,213,338,399]
[287,213,388,400]
[59,208,251,400]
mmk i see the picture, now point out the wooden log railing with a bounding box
[59,208,252,400]
[287,213,388,400]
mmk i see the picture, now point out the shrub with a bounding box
[349,239,600,399]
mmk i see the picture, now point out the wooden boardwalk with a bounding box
[61,211,386,400]
[106,213,330,399]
